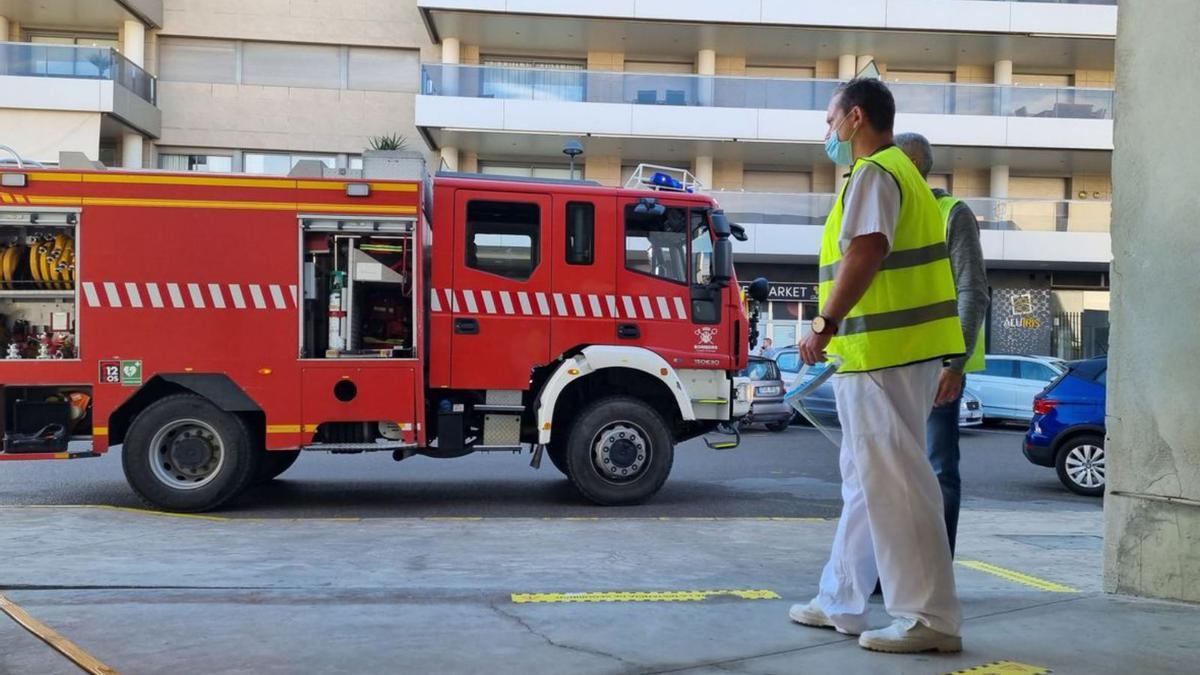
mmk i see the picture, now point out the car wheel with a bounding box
[254,450,301,484]
[1055,434,1105,497]
[565,396,674,506]
[765,420,790,432]
[121,394,259,512]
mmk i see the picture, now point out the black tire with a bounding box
[545,442,570,478]
[121,394,260,512]
[564,396,674,506]
[765,420,790,433]
[1054,434,1105,497]
[254,450,301,484]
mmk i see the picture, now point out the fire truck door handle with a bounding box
[455,318,480,335]
[617,323,640,339]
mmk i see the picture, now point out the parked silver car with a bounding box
[967,355,1067,423]
[736,356,792,432]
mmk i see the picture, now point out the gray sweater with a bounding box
[933,188,990,374]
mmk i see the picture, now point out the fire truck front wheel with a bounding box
[564,396,674,506]
[121,394,259,512]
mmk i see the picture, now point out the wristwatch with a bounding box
[811,315,839,336]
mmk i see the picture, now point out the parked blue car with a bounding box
[1023,356,1107,497]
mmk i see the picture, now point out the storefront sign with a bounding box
[740,281,818,302]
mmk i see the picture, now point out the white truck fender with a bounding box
[534,345,697,444]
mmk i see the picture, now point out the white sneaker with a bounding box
[788,599,859,636]
[858,618,962,654]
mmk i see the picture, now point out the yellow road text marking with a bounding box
[947,660,1051,674]
[511,589,780,604]
[956,560,1078,593]
[0,593,120,675]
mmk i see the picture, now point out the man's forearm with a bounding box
[824,235,888,322]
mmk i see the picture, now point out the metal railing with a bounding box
[0,41,157,105]
[985,0,1116,4]
[713,192,1112,233]
[420,64,1114,120]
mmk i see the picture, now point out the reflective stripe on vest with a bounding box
[936,193,986,374]
[818,146,966,373]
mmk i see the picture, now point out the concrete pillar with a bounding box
[697,49,716,107]
[990,165,1010,199]
[440,146,459,173]
[1105,0,1200,605]
[838,54,857,80]
[121,20,145,67]
[441,37,461,97]
[121,133,144,169]
[856,54,875,74]
[0,17,10,43]
[693,155,713,190]
[993,59,1013,86]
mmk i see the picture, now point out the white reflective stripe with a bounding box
[674,296,688,320]
[657,296,671,321]
[82,282,100,307]
[249,284,267,309]
[571,294,586,317]
[269,285,287,310]
[124,282,143,308]
[639,296,654,320]
[535,293,551,316]
[228,284,246,309]
[289,285,298,307]
[167,283,185,308]
[606,295,618,318]
[588,294,602,318]
[145,283,164,308]
[208,284,226,309]
[482,290,497,314]
[188,283,206,309]
[518,292,533,315]
[450,289,460,313]
[553,293,568,316]
[463,289,479,314]
[622,296,637,319]
[103,282,122,308]
[442,289,454,311]
[430,288,443,312]
[500,291,515,315]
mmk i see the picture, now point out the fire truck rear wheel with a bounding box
[564,396,674,506]
[121,394,259,512]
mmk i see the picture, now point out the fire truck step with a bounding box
[302,441,416,452]
[692,398,729,405]
[475,404,524,413]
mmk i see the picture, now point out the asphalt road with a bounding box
[0,425,1098,519]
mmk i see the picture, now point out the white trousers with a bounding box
[815,359,962,636]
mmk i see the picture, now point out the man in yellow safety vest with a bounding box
[790,78,966,654]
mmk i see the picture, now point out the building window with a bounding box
[625,204,688,285]
[348,47,419,92]
[466,201,540,281]
[242,42,341,89]
[478,163,572,180]
[244,152,336,175]
[565,202,594,265]
[159,154,233,173]
[480,58,585,102]
[157,38,237,84]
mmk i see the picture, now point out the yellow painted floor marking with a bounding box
[0,593,121,675]
[94,505,230,522]
[956,560,1078,593]
[946,660,1051,674]
[511,589,780,604]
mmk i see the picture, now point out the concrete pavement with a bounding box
[2,504,1193,674]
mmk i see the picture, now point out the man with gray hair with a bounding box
[894,131,989,556]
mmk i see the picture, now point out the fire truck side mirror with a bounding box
[712,238,733,286]
[747,277,770,303]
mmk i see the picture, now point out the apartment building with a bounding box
[0,0,1115,358]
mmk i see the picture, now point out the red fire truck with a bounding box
[0,154,764,512]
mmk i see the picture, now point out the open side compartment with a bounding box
[300,216,417,359]
[0,208,79,360]
[0,384,94,456]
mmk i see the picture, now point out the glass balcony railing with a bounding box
[421,64,1114,120]
[0,41,157,105]
[983,0,1116,4]
[713,192,1111,233]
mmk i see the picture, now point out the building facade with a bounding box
[0,0,1116,359]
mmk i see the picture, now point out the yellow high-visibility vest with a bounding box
[818,145,965,373]
[937,193,986,373]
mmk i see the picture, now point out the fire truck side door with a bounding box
[450,190,552,390]
[550,195,617,359]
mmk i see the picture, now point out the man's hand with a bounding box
[935,368,965,407]
[799,331,832,366]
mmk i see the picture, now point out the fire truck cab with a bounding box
[0,152,763,512]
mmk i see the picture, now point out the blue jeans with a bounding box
[927,395,962,556]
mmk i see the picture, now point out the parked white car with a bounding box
[967,355,1067,423]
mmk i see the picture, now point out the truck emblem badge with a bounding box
[694,327,719,352]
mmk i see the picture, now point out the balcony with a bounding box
[417,64,1113,150]
[713,191,1111,267]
